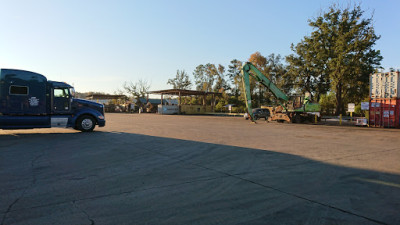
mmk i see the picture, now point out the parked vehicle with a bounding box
[0,69,105,132]
[244,108,270,120]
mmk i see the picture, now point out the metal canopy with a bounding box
[149,89,221,96]
[87,94,127,100]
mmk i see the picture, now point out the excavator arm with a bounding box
[241,62,289,121]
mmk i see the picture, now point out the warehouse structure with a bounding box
[86,94,127,104]
[149,89,221,114]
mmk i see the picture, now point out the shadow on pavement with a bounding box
[0,131,399,225]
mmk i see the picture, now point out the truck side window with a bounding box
[54,88,69,98]
[10,85,29,95]
[69,88,75,98]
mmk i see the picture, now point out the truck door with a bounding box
[52,88,71,113]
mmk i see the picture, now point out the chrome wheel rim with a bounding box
[81,118,93,130]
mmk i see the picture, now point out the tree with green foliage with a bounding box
[204,64,218,92]
[227,59,243,97]
[167,70,192,89]
[213,64,229,92]
[288,4,382,115]
[264,54,286,84]
[286,40,329,101]
[215,97,228,112]
[264,53,291,99]
[193,63,226,92]
[193,64,209,91]
[319,92,336,115]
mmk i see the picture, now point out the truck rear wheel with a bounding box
[77,115,96,132]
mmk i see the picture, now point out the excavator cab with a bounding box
[285,95,308,111]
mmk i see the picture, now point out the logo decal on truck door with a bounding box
[29,97,39,107]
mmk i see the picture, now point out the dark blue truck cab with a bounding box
[0,69,105,132]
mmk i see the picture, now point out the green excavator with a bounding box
[241,62,321,123]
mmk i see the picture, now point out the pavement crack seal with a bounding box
[228,174,390,225]
[145,148,390,225]
[230,147,400,181]
[1,197,23,225]
[77,175,226,202]
[4,176,225,214]
[72,200,95,225]
[1,153,44,225]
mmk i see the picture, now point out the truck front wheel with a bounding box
[77,115,96,132]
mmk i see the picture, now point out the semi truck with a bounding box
[0,69,105,132]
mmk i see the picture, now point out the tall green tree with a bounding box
[193,64,206,91]
[288,4,382,114]
[193,63,224,92]
[167,70,192,89]
[286,40,329,101]
[213,64,228,92]
[265,53,291,95]
[227,59,243,97]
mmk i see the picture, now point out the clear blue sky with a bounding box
[0,0,399,94]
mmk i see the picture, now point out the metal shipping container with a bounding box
[370,72,400,99]
[369,98,400,128]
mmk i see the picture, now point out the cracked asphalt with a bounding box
[1,113,400,225]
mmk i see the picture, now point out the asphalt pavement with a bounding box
[1,113,399,225]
